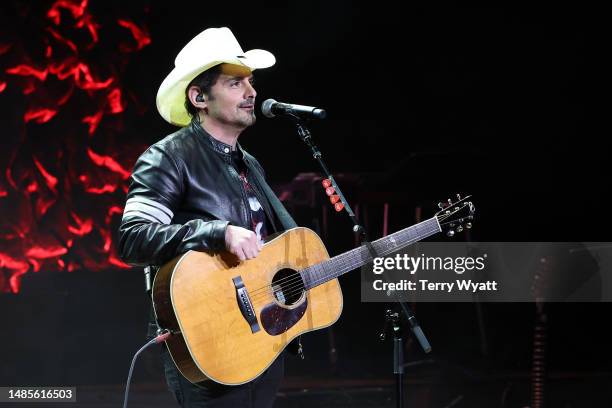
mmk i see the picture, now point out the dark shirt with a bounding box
[231,150,269,243]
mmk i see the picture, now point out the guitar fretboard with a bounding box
[302,217,441,290]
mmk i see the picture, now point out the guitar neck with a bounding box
[303,217,441,290]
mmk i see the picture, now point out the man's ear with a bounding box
[188,86,206,109]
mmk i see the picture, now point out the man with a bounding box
[118,27,298,407]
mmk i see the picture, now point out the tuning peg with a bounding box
[334,202,344,212]
[322,179,332,188]
[457,225,464,233]
[447,230,455,237]
[438,202,445,209]
[448,198,453,205]
[325,186,335,196]
[466,222,472,229]
[329,195,340,204]
[456,193,462,201]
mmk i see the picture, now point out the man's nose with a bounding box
[245,80,257,99]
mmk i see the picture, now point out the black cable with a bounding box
[122,330,170,408]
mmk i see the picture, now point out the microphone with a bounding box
[261,99,326,119]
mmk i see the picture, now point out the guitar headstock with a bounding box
[435,194,475,237]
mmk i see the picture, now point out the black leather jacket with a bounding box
[117,121,302,355]
[118,121,295,267]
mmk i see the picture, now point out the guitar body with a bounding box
[152,227,343,385]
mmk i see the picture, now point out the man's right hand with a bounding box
[224,225,263,261]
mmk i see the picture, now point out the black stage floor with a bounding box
[9,373,610,408]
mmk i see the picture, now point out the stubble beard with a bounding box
[237,108,256,128]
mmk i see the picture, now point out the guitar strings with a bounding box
[247,217,446,302]
[247,211,455,300]
[247,220,443,303]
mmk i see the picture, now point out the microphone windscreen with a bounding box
[261,99,277,118]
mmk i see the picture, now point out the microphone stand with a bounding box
[292,117,365,238]
[287,114,431,408]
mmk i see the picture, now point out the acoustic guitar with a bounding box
[152,195,475,385]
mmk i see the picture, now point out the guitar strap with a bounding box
[244,157,298,231]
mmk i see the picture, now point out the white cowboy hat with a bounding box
[156,27,275,126]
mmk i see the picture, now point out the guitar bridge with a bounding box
[232,276,260,334]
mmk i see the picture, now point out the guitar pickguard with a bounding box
[259,299,308,336]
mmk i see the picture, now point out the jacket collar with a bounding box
[190,119,245,158]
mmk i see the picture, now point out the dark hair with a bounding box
[184,64,223,119]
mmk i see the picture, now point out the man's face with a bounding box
[204,64,257,129]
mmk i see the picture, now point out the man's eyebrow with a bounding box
[223,75,255,83]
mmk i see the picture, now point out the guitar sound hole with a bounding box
[271,268,304,306]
